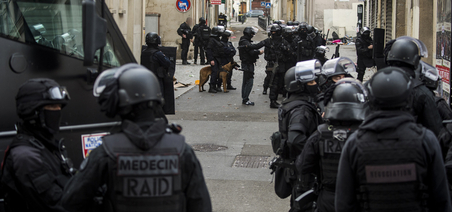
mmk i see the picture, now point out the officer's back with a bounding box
[335,67,451,212]
[62,64,212,212]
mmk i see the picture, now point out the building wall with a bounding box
[323,3,360,38]
[106,0,145,63]
[365,0,435,64]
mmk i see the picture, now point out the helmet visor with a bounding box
[322,57,356,76]
[421,61,440,81]
[295,59,322,82]
[396,36,428,58]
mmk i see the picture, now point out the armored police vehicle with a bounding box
[0,0,170,168]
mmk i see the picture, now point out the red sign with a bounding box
[437,65,450,84]
[211,0,221,5]
[176,0,191,12]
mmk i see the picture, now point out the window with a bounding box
[0,0,120,67]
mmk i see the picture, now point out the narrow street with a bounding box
[169,17,289,212]
[168,17,373,212]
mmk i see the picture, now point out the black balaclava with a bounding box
[43,110,62,134]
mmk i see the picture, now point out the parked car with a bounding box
[247,10,264,17]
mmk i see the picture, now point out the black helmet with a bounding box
[324,78,368,122]
[420,61,441,90]
[306,25,314,34]
[298,23,307,32]
[16,78,70,135]
[16,78,70,119]
[223,30,232,38]
[315,46,329,55]
[287,21,293,26]
[270,25,282,36]
[285,60,322,93]
[322,57,356,78]
[293,21,300,25]
[93,63,164,118]
[199,17,206,24]
[361,27,371,37]
[243,27,256,37]
[386,39,421,69]
[367,67,412,110]
[145,32,161,45]
[211,26,222,37]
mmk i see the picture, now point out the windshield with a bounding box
[0,0,120,67]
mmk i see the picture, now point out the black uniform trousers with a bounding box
[270,63,287,101]
[181,38,190,62]
[241,63,254,102]
[356,58,366,82]
[194,44,205,64]
[210,58,220,86]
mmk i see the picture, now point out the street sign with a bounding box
[265,2,271,8]
[261,1,265,7]
[211,0,221,5]
[175,0,191,12]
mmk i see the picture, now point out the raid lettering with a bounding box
[117,155,179,197]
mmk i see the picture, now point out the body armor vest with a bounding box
[318,124,357,191]
[211,39,226,58]
[355,122,428,212]
[141,48,166,78]
[278,99,317,159]
[102,133,186,212]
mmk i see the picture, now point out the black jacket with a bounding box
[297,122,360,212]
[61,119,212,212]
[355,36,373,59]
[205,36,225,62]
[335,111,451,212]
[411,80,443,136]
[1,124,72,212]
[177,22,192,40]
[263,36,291,62]
[238,35,264,64]
[279,95,323,160]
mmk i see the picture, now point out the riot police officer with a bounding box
[192,17,207,65]
[297,78,368,212]
[220,30,237,90]
[355,27,374,81]
[62,64,212,212]
[317,57,356,114]
[206,26,226,93]
[263,25,292,108]
[335,67,451,212]
[386,37,443,136]
[1,78,73,212]
[177,17,193,65]
[141,32,172,95]
[314,46,329,66]
[293,24,317,62]
[239,26,265,105]
[271,60,323,212]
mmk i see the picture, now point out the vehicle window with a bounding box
[0,0,121,67]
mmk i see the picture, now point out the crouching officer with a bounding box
[297,78,368,212]
[270,60,323,212]
[62,64,212,212]
[1,79,73,212]
[336,67,452,212]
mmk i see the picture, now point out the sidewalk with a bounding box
[173,60,205,98]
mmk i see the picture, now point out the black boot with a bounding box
[208,84,217,93]
[227,85,237,90]
[215,84,222,92]
[270,100,280,109]
[263,88,268,95]
[194,60,197,65]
